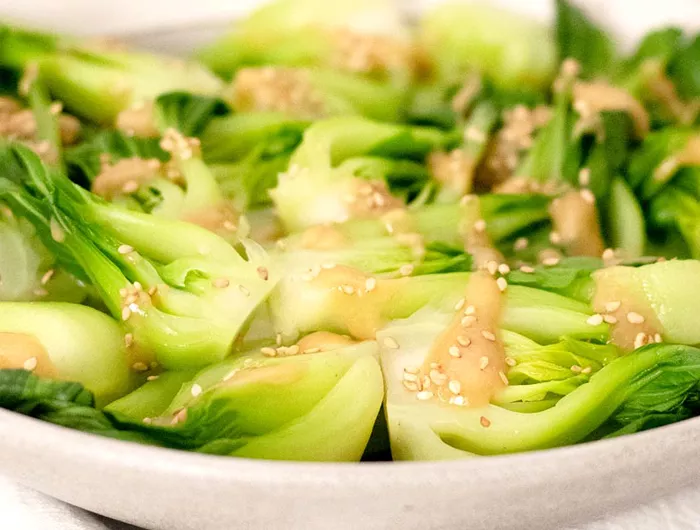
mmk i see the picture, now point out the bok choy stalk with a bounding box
[378,261,700,460]
[0,339,384,461]
[0,24,223,125]
[270,116,447,232]
[2,144,278,370]
[0,303,133,405]
[198,0,416,83]
[418,1,557,90]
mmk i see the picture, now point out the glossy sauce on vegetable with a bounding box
[549,190,605,257]
[0,332,58,378]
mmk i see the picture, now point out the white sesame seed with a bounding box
[626,312,645,324]
[654,333,663,343]
[147,375,159,381]
[132,362,148,372]
[513,237,529,251]
[465,305,476,315]
[404,366,420,374]
[119,288,128,297]
[457,336,471,347]
[223,369,239,382]
[191,384,202,397]
[124,333,134,348]
[519,265,535,273]
[341,284,355,295]
[261,347,277,357]
[148,286,158,296]
[481,330,496,341]
[496,277,508,292]
[581,366,592,374]
[549,231,563,245]
[416,391,434,401]
[474,219,487,232]
[580,189,596,204]
[448,380,462,395]
[578,167,591,186]
[143,417,153,424]
[587,314,603,326]
[571,365,582,373]
[499,371,509,385]
[486,261,499,275]
[403,380,420,391]
[603,314,618,324]
[602,248,616,261]
[40,269,55,285]
[23,357,37,371]
[451,395,466,406]
[118,244,134,255]
[365,277,377,292]
[399,264,414,276]
[479,356,489,370]
[498,263,511,275]
[542,257,560,266]
[461,315,476,327]
[121,306,132,321]
[505,357,516,367]
[454,298,466,311]
[403,372,419,382]
[605,301,621,313]
[212,278,230,288]
[448,345,461,358]
[634,332,647,349]
[383,337,400,349]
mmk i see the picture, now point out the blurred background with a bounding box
[1,0,700,53]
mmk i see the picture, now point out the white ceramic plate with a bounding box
[2,1,700,529]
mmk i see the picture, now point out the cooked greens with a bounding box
[3,0,700,463]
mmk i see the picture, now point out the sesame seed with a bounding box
[40,269,55,285]
[119,288,128,297]
[143,417,153,424]
[505,357,516,367]
[454,298,466,311]
[257,267,269,280]
[481,330,496,342]
[124,333,134,348]
[403,380,420,391]
[626,312,645,324]
[148,286,158,296]
[304,347,320,354]
[191,384,202,397]
[542,257,560,266]
[605,301,621,313]
[499,371,509,385]
[132,362,148,372]
[448,380,462,395]
[365,277,377,292]
[571,365,582,373]
[461,315,476,327]
[602,248,616,261]
[32,288,48,297]
[287,345,300,355]
[603,314,618,324]
[416,391,434,401]
[146,375,159,381]
[479,356,489,370]
[404,366,420,375]
[498,263,511,275]
[403,372,419,382]
[581,366,592,374]
[520,265,535,273]
[383,337,400,349]
[212,278,230,288]
[587,314,603,326]
[486,261,499,275]
[337,285,353,295]
[654,333,663,343]
[496,277,508,292]
[514,237,529,251]
[634,332,647,349]
[451,395,466,406]
[223,369,239,382]
[457,336,471,347]
[223,220,237,232]
[578,167,591,186]
[118,244,134,255]
[399,264,414,276]
[276,333,283,346]
[448,345,461,358]
[474,219,487,232]
[23,357,37,371]
[580,189,596,204]
[239,284,250,296]
[261,347,277,357]
[480,416,491,428]
[121,306,132,321]
[549,231,562,245]
[465,305,476,315]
